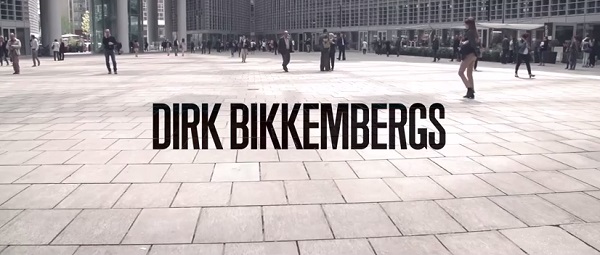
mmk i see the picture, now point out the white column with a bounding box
[164,0,173,40]
[117,0,130,53]
[40,0,62,54]
[177,0,187,42]
[147,0,159,42]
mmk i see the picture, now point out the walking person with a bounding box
[337,33,346,61]
[457,18,478,99]
[582,35,591,68]
[590,39,598,68]
[278,31,293,72]
[566,36,580,70]
[538,36,549,66]
[102,29,118,74]
[385,40,392,57]
[52,39,60,61]
[395,38,402,57]
[133,40,140,57]
[30,35,40,67]
[319,29,331,71]
[501,35,510,64]
[181,38,186,56]
[241,37,250,63]
[431,35,440,62]
[451,35,460,62]
[515,33,535,78]
[329,33,337,71]
[0,37,8,66]
[362,39,368,54]
[8,33,21,74]
[174,38,180,56]
[59,41,66,61]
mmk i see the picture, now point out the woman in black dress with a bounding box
[457,17,478,99]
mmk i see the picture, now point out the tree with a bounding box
[82,11,90,38]
[61,16,73,35]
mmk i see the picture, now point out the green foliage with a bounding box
[82,11,90,38]
[61,16,73,34]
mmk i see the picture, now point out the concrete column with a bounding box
[117,0,130,53]
[146,0,159,42]
[177,0,186,42]
[40,0,62,55]
[164,0,173,40]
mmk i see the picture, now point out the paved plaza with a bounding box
[0,51,600,255]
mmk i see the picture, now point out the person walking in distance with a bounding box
[501,35,510,64]
[30,35,40,67]
[0,37,7,66]
[133,40,140,57]
[102,29,118,74]
[566,35,580,70]
[431,35,440,62]
[362,39,368,54]
[8,33,21,74]
[278,31,293,72]
[538,36,549,66]
[337,33,346,61]
[457,17,478,99]
[241,36,250,63]
[181,38,186,56]
[173,38,179,56]
[329,33,337,71]
[514,33,535,78]
[319,29,331,71]
[395,37,402,57]
[52,39,60,61]
[451,35,460,62]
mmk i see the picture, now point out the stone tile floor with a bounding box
[0,51,600,254]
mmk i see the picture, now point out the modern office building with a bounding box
[0,0,38,54]
[253,0,600,49]
[89,0,144,53]
[142,0,165,43]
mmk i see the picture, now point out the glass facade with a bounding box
[90,0,143,53]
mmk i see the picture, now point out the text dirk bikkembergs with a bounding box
[152,103,446,150]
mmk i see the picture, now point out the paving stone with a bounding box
[277,150,322,162]
[539,193,600,222]
[587,191,600,199]
[0,185,28,205]
[490,195,582,226]
[544,153,600,169]
[53,209,139,244]
[260,162,309,180]
[263,205,333,241]
[66,150,119,164]
[389,159,449,176]
[431,157,492,174]
[62,164,126,183]
[285,180,345,204]
[237,150,279,162]
[476,173,552,195]
[508,155,572,171]
[316,150,363,161]
[14,165,81,183]
[194,150,237,163]
[230,181,287,206]
[335,179,399,203]
[112,164,169,183]
[0,210,22,228]
[397,148,444,159]
[1,184,78,209]
[323,203,400,238]
[123,208,200,244]
[0,166,37,183]
[24,150,80,164]
[56,184,129,209]
[431,175,503,198]
[171,182,231,207]
[528,141,583,153]
[0,209,80,244]
[356,148,403,160]
[211,163,260,182]
[561,223,600,251]
[561,169,600,188]
[347,160,403,178]
[150,244,223,255]
[161,164,214,183]
[436,197,527,231]
[114,183,180,208]
[520,171,597,192]
[151,150,198,164]
[381,201,465,235]
[224,242,298,255]
[194,207,263,243]
[497,142,551,154]
[304,162,357,179]
[107,139,151,150]
[501,226,600,255]
[438,231,527,255]
[369,236,451,255]
[74,245,150,255]
[470,156,534,172]
[0,246,79,255]
[384,177,453,201]
[463,143,517,156]
[69,139,116,150]
[109,150,158,164]
[298,239,375,255]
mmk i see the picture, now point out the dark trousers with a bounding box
[386,48,391,57]
[104,50,117,72]
[515,54,532,75]
[509,51,514,63]
[567,54,577,69]
[337,47,346,60]
[320,49,330,71]
[363,49,367,54]
[501,49,509,64]
[53,51,60,61]
[281,52,290,70]
[0,52,8,65]
[330,52,336,70]
[432,49,439,61]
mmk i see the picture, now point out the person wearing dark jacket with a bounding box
[538,36,549,66]
[385,40,392,57]
[590,39,598,68]
[102,29,118,74]
[329,34,337,71]
[431,35,440,62]
[566,36,580,70]
[319,29,331,71]
[451,35,461,62]
[395,38,402,57]
[0,37,9,66]
[336,33,346,61]
[501,36,510,64]
[515,33,535,78]
[277,31,293,72]
[59,41,66,60]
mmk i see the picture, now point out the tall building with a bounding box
[142,0,165,42]
[89,0,144,53]
[0,0,35,54]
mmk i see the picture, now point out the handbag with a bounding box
[459,41,474,55]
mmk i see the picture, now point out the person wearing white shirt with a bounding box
[8,33,21,74]
[30,35,40,67]
[362,40,368,54]
[52,39,60,61]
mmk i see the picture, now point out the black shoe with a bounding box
[463,88,475,99]
[108,71,112,74]
[114,71,118,74]
[529,74,535,78]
